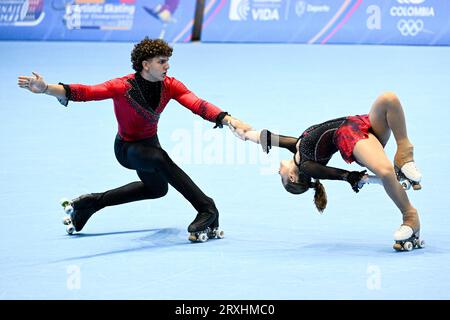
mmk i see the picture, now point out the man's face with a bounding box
[142,56,170,81]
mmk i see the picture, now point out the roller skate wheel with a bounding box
[393,243,403,251]
[62,216,72,225]
[417,239,425,248]
[401,180,411,190]
[208,228,225,239]
[66,225,75,235]
[403,241,413,251]
[198,233,208,242]
[216,230,225,239]
[64,205,74,215]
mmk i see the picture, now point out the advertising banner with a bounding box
[0,0,196,42]
[201,0,450,45]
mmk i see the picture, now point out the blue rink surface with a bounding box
[1,41,450,300]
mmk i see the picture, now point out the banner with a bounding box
[201,0,450,45]
[0,0,196,42]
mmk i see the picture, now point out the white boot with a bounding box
[397,161,422,182]
[394,209,420,241]
[393,225,414,241]
[394,144,422,183]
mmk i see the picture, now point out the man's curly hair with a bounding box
[131,37,173,72]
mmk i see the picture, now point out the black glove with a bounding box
[345,170,367,193]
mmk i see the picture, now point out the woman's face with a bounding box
[279,159,298,184]
[278,160,291,180]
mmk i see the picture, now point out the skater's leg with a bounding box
[70,174,168,231]
[368,92,420,182]
[353,133,420,237]
[93,176,168,208]
[127,145,217,213]
[126,144,218,231]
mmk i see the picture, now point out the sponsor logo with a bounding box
[63,3,135,30]
[0,0,45,26]
[390,6,434,17]
[295,1,306,16]
[229,0,250,21]
[295,1,330,17]
[229,0,282,21]
[252,7,279,21]
[397,19,424,36]
[390,0,433,37]
[397,0,426,4]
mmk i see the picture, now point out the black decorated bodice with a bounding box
[298,117,347,165]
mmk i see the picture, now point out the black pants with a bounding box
[91,134,218,215]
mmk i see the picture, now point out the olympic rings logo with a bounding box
[397,0,426,4]
[397,19,424,36]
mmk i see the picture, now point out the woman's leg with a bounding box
[353,133,420,238]
[368,92,421,183]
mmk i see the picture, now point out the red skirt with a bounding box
[334,114,371,163]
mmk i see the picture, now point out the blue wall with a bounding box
[0,0,196,42]
[2,0,449,45]
[201,0,450,45]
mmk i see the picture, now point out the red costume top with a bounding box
[64,74,224,141]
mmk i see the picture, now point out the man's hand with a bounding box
[18,72,48,94]
[228,118,253,141]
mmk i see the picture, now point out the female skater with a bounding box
[18,38,251,241]
[233,92,423,250]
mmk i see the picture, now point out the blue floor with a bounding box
[1,41,450,299]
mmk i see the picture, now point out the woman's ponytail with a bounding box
[313,179,327,213]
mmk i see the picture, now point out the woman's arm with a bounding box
[300,160,350,180]
[238,129,297,153]
[300,160,367,192]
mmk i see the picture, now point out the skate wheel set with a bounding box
[189,227,225,243]
[60,198,75,235]
[395,167,422,191]
[393,236,425,252]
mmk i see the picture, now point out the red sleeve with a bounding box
[66,78,125,102]
[170,78,223,122]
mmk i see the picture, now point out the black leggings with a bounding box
[92,135,218,215]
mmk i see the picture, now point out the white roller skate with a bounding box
[393,226,425,251]
[395,162,422,190]
[394,145,422,190]
[392,210,424,251]
[60,198,75,235]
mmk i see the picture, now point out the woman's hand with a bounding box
[17,72,48,94]
[346,170,367,193]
